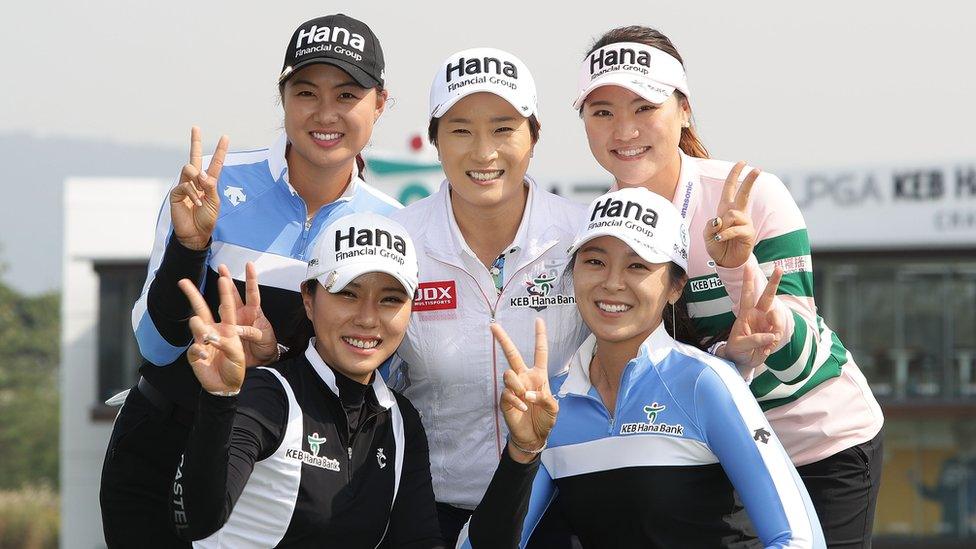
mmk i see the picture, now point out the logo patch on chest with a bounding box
[285,432,341,471]
[413,281,457,311]
[509,268,575,312]
[619,402,685,436]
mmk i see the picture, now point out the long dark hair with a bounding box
[585,26,709,159]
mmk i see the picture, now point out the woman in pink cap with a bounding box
[571,26,884,547]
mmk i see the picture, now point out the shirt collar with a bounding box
[269,133,361,201]
[430,175,549,263]
[303,338,396,409]
[606,152,701,222]
[557,322,675,397]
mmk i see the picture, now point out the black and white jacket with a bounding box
[170,340,443,548]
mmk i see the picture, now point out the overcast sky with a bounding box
[1,0,973,292]
[5,0,974,170]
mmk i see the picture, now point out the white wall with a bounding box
[59,177,171,549]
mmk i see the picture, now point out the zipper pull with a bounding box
[348,446,353,460]
[304,219,312,231]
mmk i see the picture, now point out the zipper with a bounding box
[428,246,558,455]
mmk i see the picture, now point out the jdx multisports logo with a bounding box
[286,432,340,471]
[510,268,575,311]
[294,25,365,61]
[413,280,457,312]
[333,227,407,265]
[589,46,651,79]
[619,402,685,436]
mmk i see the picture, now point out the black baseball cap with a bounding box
[278,14,385,88]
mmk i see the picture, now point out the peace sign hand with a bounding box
[724,265,786,371]
[491,318,559,464]
[170,127,229,251]
[216,263,278,366]
[178,275,246,395]
[704,161,761,269]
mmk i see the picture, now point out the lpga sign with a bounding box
[780,161,976,249]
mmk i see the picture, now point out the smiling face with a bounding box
[434,92,534,211]
[573,236,684,348]
[282,63,387,175]
[302,272,411,384]
[581,86,689,191]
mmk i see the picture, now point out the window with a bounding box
[95,262,148,403]
[815,256,976,402]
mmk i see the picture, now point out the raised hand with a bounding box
[724,264,786,371]
[170,127,229,251]
[216,263,278,366]
[490,318,559,464]
[178,275,246,395]
[704,161,761,268]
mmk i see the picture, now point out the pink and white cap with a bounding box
[572,42,689,109]
[429,47,538,120]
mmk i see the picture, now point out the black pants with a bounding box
[99,385,191,549]
[797,431,884,549]
[437,500,580,548]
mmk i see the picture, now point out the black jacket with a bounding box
[170,344,444,547]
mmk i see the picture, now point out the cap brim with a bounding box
[280,57,380,88]
[317,261,417,297]
[431,86,537,120]
[567,231,675,266]
[572,76,676,110]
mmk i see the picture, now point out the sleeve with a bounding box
[171,370,285,541]
[384,399,445,549]
[457,451,552,549]
[132,189,211,366]
[713,172,829,385]
[694,365,824,549]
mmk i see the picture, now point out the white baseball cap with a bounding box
[429,47,538,120]
[568,187,690,272]
[306,213,419,296]
[572,42,690,109]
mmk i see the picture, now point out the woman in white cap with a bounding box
[458,188,825,548]
[571,26,883,547]
[168,213,445,547]
[388,47,588,544]
[100,14,402,548]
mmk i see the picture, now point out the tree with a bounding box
[0,277,60,489]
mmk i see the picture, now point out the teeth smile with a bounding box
[615,147,649,157]
[342,337,379,349]
[312,132,343,141]
[467,170,504,181]
[596,301,632,313]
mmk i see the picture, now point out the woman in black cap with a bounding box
[99,14,402,548]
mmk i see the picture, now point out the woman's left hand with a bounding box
[704,161,761,269]
[491,318,559,464]
[216,262,278,366]
[723,265,786,371]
